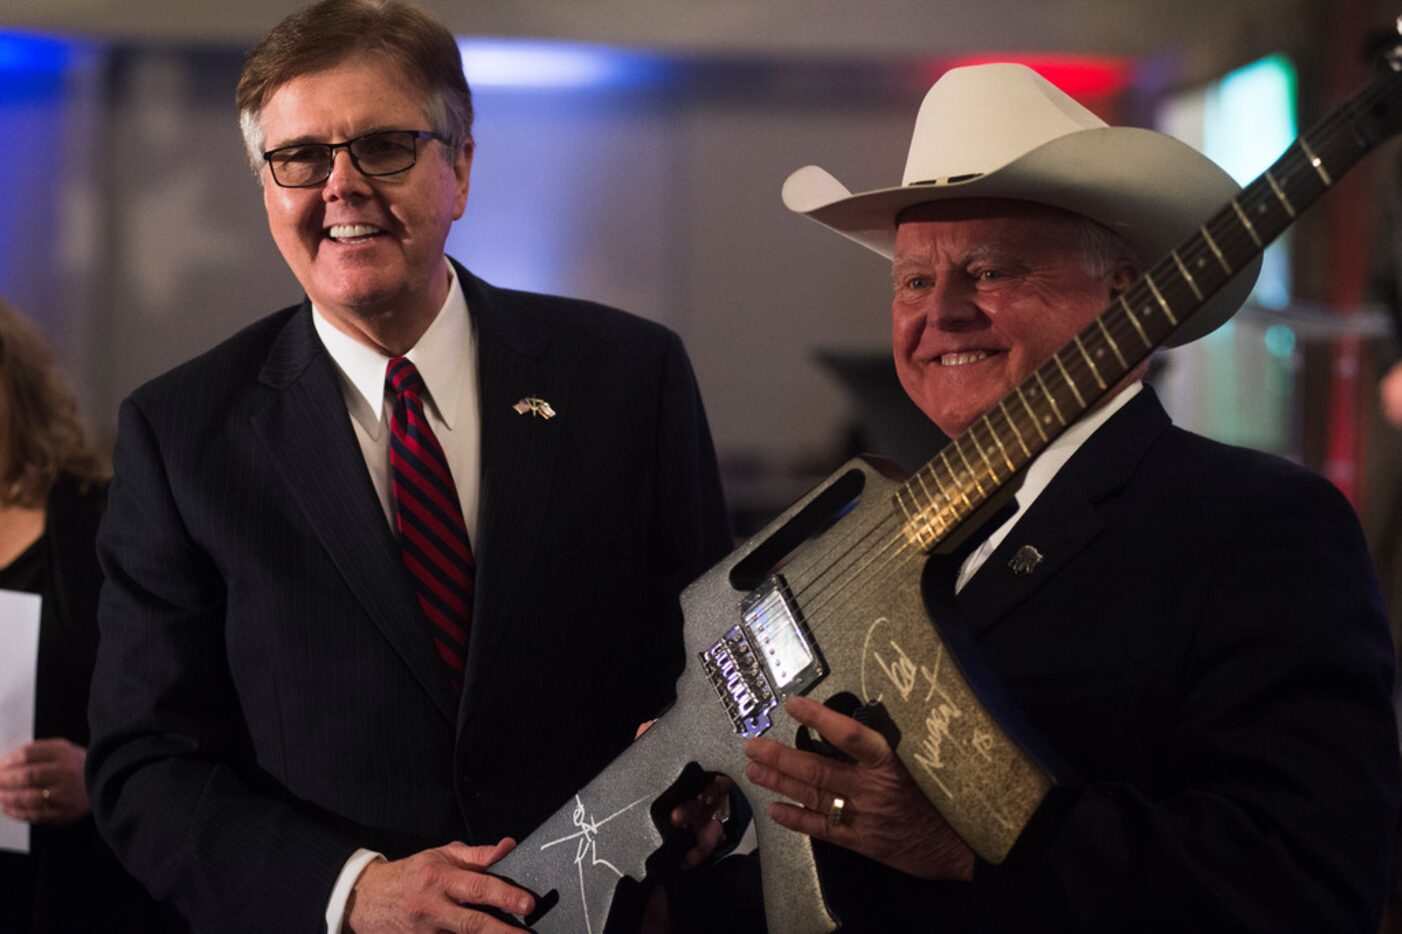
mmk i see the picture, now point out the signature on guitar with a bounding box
[539,793,651,934]
[860,617,997,803]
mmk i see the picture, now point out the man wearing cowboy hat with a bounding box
[744,63,1400,930]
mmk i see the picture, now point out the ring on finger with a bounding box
[827,795,847,827]
[39,787,51,805]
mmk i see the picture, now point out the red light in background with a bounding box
[937,54,1130,99]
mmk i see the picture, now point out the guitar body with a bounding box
[493,456,1054,933]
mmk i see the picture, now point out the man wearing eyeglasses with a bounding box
[84,2,732,932]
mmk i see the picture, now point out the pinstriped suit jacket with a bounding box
[86,264,732,933]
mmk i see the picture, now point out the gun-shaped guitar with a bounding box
[491,51,1402,933]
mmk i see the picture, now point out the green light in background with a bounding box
[1263,323,1296,359]
[1203,53,1298,310]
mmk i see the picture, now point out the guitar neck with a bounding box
[893,66,1402,552]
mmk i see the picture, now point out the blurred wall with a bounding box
[0,42,918,484]
[2,2,1400,524]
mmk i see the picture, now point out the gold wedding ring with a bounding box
[39,787,51,803]
[827,795,847,827]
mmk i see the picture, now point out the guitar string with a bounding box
[768,78,1389,644]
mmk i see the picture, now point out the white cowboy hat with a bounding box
[782,63,1261,345]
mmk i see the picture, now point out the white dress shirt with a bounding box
[310,265,480,933]
[956,382,1142,591]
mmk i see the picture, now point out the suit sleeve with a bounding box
[86,396,355,934]
[966,469,1401,931]
[650,329,733,589]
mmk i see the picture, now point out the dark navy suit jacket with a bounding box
[86,265,732,933]
[819,388,1400,932]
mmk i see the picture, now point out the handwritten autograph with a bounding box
[539,793,651,934]
[861,618,957,796]
[859,616,1016,827]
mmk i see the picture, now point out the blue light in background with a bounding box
[447,38,675,296]
[457,39,667,89]
[0,31,73,74]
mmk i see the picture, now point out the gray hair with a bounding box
[235,0,473,180]
[1063,213,1142,277]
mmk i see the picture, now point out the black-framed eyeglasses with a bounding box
[262,129,442,188]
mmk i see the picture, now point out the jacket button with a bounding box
[461,772,479,799]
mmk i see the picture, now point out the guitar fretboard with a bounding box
[894,66,1402,551]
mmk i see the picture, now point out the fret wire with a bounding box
[1015,386,1050,443]
[1067,330,1111,384]
[894,486,919,530]
[1240,182,1286,240]
[998,399,1033,458]
[968,426,1001,482]
[912,466,937,513]
[940,448,974,509]
[1170,249,1204,301]
[1211,218,1261,270]
[1241,183,1276,229]
[1273,152,1317,202]
[1051,352,1087,409]
[1070,334,1107,391]
[928,457,956,502]
[954,440,988,496]
[1143,273,1178,327]
[1032,369,1067,427]
[1095,316,1129,370]
[1118,295,1153,347]
[1156,263,1205,327]
[1178,241,1223,293]
[1199,225,1232,275]
[1083,323,1124,382]
[930,461,951,497]
[1298,138,1333,185]
[982,414,1018,473]
[1215,218,1258,257]
[1139,284,1175,342]
[1107,310,1151,372]
[975,412,1020,474]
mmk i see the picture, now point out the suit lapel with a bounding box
[455,268,567,720]
[250,304,458,723]
[955,389,1172,635]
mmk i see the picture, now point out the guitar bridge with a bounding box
[700,576,825,738]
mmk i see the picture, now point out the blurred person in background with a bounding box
[0,297,181,932]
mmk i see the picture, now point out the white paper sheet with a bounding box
[0,588,42,854]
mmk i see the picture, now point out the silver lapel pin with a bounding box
[512,397,557,419]
[1008,545,1044,576]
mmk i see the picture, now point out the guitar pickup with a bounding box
[700,576,826,738]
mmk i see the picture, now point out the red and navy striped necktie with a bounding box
[386,357,473,695]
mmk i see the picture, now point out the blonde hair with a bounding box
[0,298,106,507]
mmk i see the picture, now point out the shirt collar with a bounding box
[1015,379,1143,510]
[312,264,471,432]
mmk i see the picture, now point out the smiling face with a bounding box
[258,57,472,351]
[890,199,1139,437]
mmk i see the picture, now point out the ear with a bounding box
[451,139,474,220]
[1105,260,1140,300]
